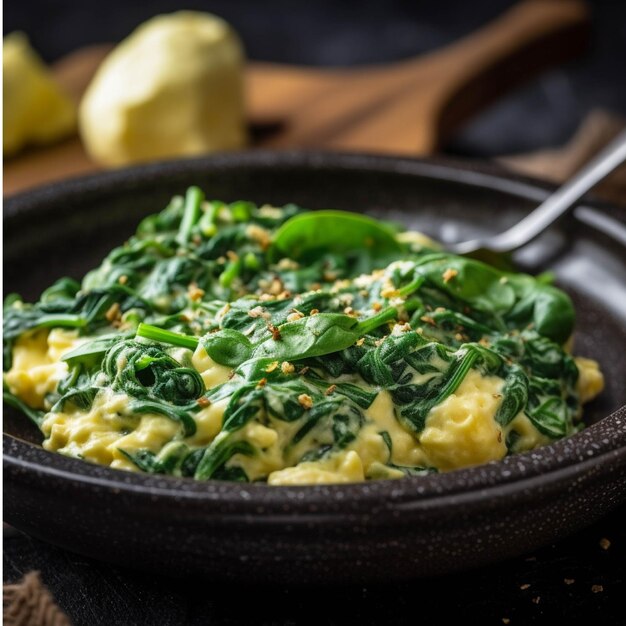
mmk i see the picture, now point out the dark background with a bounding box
[4,0,626,156]
[4,1,626,624]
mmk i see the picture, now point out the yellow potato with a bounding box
[3,33,76,156]
[79,11,247,167]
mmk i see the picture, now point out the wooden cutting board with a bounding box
[4,0,589,196]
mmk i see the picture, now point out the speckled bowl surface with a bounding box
[4,152,626,583]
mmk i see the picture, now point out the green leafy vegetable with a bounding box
[271,210,403,261]
[3,188,590,484]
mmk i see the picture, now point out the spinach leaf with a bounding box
[202,329,253,367]
[527,397,570,439]
[104,340,204,404]
[194,436,255,480]
[397,346,480,434]
[138,305,398,369]
[3,389,45,427]
[506,278,574,344]
[271,210,403,261]
[128,399,197,437]
[494,365,529,426]
[62,333,130,368]
[414,255,516,315]
[119,441,190,475]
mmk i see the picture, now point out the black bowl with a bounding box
[4,151,626,583]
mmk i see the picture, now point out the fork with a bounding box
[449,129,626,256]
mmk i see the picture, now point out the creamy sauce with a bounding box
[10,328,603,484]
[6,329,83,409]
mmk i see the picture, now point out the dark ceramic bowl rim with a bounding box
[4,150,626,515]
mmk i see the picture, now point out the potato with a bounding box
[79,12,247,167]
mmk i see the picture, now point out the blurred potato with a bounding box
[3,32,76,156]
[79,11,247,167]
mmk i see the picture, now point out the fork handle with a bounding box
[474,129,626,254]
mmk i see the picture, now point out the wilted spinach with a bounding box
[3,188,588,483]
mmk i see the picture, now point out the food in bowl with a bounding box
[3,188,604,484]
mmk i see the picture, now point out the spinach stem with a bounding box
[3,390,45,427]
[397,276,425,298]
[176,186,205,246]
[35,314,88,330]
[198,201,221,236]
[356,306,397,335]
[434,348,479,404]
[219,258,242,288]
[136,323,199,350]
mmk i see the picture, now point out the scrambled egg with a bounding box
[6,327,604,485]
[5,329,82,409]
[575,356,605,404]
[268,451,365,485]
[419,370,507,471]
[40,387,180,469]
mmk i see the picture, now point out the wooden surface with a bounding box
[4,0,589,196]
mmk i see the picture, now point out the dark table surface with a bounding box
[4,501,625,625]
